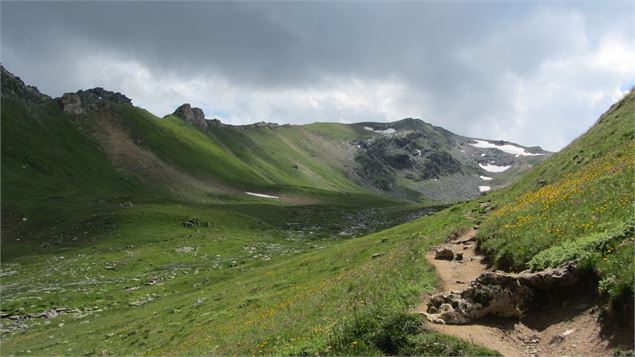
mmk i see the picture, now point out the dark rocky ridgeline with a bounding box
[173,103,208,130]
[237,121,284,129]
[1,64,51,105]
[58,88,132,115]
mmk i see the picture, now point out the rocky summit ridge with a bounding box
[58,88,132,115]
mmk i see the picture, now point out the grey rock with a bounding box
[424,262,579,324]
[119,201,134,208]
[58,87,132,114]
[173,103,208,130]
[239,121,279,129]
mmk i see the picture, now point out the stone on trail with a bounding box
[434,247,454,260]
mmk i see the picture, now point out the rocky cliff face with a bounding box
[173,104,208,130]
[58,88,132,115]
[1,65,51,106]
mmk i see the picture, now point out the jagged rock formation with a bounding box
[173,103,208,130]
[1,65,50,105]
[424,262,579,324]
[58,88,132,115]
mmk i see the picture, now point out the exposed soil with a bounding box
[76,111,238,200]
[415,229,634,356]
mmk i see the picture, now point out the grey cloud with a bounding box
[1,1,633,151]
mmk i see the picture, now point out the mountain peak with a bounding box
[58,87,132,115]
[173,103,208,130]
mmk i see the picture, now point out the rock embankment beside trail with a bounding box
[423,262,579,324]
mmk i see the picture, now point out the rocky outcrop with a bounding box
[1,65,51,105]
[208,118,224,128]
[237,121,281,129]
[173,104,208,130]
[58,88,132,115]
[424,262,579,324]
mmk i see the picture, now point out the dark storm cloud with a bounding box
[1,1,633,150]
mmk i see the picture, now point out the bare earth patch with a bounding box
[415,229,633,356]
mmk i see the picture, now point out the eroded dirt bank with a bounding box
[415,229,633,357]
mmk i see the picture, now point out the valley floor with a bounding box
[0,199,496,356]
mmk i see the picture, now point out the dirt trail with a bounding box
[415,228,633,357]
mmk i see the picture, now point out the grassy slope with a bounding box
[478,90,634,304]
[6,84,630,355]
[0,98,150,257]
[2,95,493,354]
[1,99,144,212]
[102,106,389,200]
[205,122,365,193]
[1,199,495,356]
[1,99,399,250]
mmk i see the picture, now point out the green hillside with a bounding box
[1,65,632,355]
[0,97,149,257]
[478,90,634,308]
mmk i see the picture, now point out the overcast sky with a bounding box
[2,1,633,150]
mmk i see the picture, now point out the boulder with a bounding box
[371,252,386,259]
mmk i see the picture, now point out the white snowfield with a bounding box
[364,127,396,134]
[470,139,543,156]
[479,186,491,192]
[245,192,279,199]
[479,163,511,173]
[480,176,493,181]
[376,128,396,134]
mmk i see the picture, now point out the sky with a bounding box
[1,1,633,151]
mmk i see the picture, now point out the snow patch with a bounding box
[480,176,493,181]
[479,186,491,192]
[245,192,279,199]
[479,163,511,173]
[364,127,395,135]
[470,139,543,156]
[376,128,396,134]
